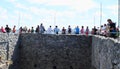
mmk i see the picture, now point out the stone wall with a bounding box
[19,34,92,69]
[0,33,19,69]
[0,33,120,69]
[92,36,120,69]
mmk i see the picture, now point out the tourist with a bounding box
[62,27,66,34]
[31,27,34,33]
[107,19,116,38]
[5,25,11,34]
[28,29,31,33]
[1,26,6,33]
[93,26,97,35]
[54,26,59,34]
[35,25,39,33]
[68,25,72,34]
[47,26,53,34]
[19,27,23,34]
[96,27,100,35]
[81,26,84,34]
[75,26,80,34]
[85,26,89,36]
[39,23,45,34]
[100,25,107,36]
[23,26,27,33]
[91,28,94,35]
[12,25,16,33]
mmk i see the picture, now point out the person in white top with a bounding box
[39,23,45,34]
[47,26,53,34]
[100,25,104,35]
[100,24,107,36]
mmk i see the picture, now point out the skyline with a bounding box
[0,0,118,29]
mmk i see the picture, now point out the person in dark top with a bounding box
[31,27,34,33]
[19,27,23,34]
[35,25,39,33]
[93,26,97,35]
[107,19,116,38]
[5,25,11,33]
[68,25,72,34]
[62,27,66,34]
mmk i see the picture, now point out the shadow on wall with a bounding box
[8,35,21,69]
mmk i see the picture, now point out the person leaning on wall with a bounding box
[107,19,117,38]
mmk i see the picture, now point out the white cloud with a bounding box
[5,0,28,10]
[0,7,8,20]
[26,0,97,13]
[48,0,97,12]
[26,0,48,4]
[29,6,76,19]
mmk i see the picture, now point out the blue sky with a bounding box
[0,0,118,30]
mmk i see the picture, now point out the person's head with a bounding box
[104,24,106,26]
[41,23,43,26]
[68,25,70,27]
[6,25,8,27]
[1,26,3,28]
[101,25,103,28]
[14,25,16,28]
[107,19,112,23]
[87,26,88,29]
[56,26,58,28]
[20,27,22,29]
[82,26,84,28]
[37,25,39,27]
[94,26,96,28]
[63,27,65,29]
[32,27,33,28]
[50,26,51,28]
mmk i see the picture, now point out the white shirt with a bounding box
[47,27,53,34]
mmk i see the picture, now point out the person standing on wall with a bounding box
[12,25,16,33]
[1,26,6,33]
[81,26,85,35]
[54,26,59,34]
[68,25,72,34]
[85,26,89,36]
[5,25,11,35]
[47,26,53,34]
[75,26,80,34]
[62,27,66,34]
[39,23,45,34]
[93,26,97,35]
[31,27,34,33]
[35,25,39,33]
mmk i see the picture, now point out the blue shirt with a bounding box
[75,27,80,34]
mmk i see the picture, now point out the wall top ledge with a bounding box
[93,35,120,43]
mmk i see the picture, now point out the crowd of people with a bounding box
[0,19,119,38]
[91,19,119,38]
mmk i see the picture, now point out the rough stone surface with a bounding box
[92,35,120,69]
[0,33,19,69]
[19,34,92,69]
[0,33,120,69]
